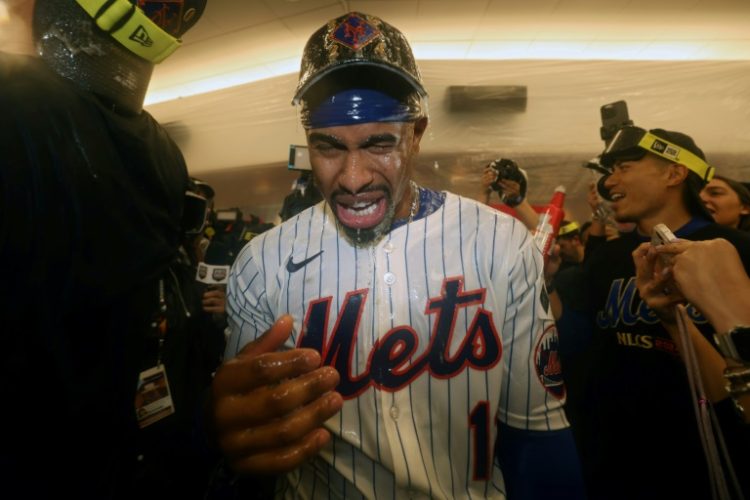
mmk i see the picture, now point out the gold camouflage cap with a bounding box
[293,12,427,105]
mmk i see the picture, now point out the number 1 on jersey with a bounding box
[469,401,490,480]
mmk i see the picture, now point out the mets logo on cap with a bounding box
[534,324,566,399]
[330,13,381,50]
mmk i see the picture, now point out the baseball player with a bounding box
[212,12,583,499]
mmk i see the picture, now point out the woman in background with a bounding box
[701,175,750,231]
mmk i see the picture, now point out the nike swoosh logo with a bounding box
[286,250,324,273]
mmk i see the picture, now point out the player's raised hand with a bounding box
[211,315,343,475]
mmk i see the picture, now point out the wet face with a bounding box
[603,154,673,223]
[700,178,749,229]
[307,119,427,246]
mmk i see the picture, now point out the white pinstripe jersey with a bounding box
[226,190,569,499]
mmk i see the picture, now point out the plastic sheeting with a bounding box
[147,58,750,223]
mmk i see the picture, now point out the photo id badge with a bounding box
[134,365,175,429]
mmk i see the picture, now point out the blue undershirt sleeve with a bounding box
[497,422,587,500]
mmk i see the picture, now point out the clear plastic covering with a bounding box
[147,58,750,224]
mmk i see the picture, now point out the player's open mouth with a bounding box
[610,193,625,201]
[335,197,388,229]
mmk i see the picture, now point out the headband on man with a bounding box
[300,87,423,129]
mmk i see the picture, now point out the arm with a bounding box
[495,227,585,498]
[497,423,586,500]
[544,243,563,320]
[633,241,750,416]
[498,178,539,231]
[586,181,608,238]
[657,239,750,422]
[658,238,750,333]
[478,166,495,205]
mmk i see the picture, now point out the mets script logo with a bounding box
[330,13,380,50]
[534,324,565,399]
[596,277,706,329]
[297,277,502,399]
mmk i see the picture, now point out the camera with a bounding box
[488,158,527,206]
[288,144,312,171]
[599,100,633,146]
[584,100,635,201]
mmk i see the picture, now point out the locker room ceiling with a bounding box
[148,0,750,106]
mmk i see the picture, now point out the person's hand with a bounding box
[481,167,495,193]
[653,238,750,332]
[587,181,601,212]
[654,239,741,300]
[211,315,343,475]
[497,178,521,203]
[202,287,227,314]
[632,242,684,324]
[481,166,495,190]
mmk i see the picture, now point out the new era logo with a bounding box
[650,139,668,154]
[130,26,154,47]
[650,139,681,160]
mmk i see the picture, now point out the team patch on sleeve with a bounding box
[534,324,565,399]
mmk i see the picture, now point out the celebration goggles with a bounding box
[75,0,181,63]
[600,126,715,182]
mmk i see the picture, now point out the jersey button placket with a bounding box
[389,405,400,420]
[384,272,396,286]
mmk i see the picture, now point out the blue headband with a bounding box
[300,88,423,129]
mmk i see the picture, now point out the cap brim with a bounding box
[600,147,647,168]
[292,60,428,105]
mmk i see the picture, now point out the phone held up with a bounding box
[651,223,677,267]
[651,223,677,247]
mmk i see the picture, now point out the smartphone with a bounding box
[651,223,677,247]
[651,223,677,267]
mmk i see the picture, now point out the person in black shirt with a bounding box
[0,1,210,498]
[558,126,750,499]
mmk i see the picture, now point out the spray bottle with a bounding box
[534,185,566,264]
